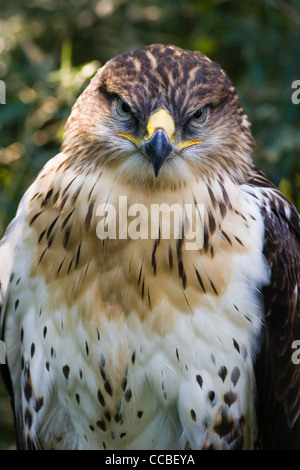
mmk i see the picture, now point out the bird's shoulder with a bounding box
[242,167,300,449]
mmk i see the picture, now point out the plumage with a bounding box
[0,44,299,450]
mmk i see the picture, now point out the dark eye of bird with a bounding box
[121,102,131,113]
[114,97,133,119]
[192,105,207,124]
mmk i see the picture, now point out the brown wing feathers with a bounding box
[254,179,300,449]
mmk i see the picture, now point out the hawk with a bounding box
[0,44,299,450]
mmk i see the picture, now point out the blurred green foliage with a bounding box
[0,0,300,449]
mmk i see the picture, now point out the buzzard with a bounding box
[0,44,299,450]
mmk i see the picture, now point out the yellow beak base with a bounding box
[146,109,175,141]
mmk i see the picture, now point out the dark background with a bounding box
[0,0,299,449]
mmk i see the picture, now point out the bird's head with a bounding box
[62,44,254,188]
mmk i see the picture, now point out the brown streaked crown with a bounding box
[62,44,254,185]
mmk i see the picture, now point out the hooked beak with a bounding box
[117,107,203,177]
[141,109,176,177]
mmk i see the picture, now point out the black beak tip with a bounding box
[142,129,175,177]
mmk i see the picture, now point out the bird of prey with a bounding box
[0,44,299,450]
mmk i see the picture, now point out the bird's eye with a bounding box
[192,105,208,124]
[114,97,132,119]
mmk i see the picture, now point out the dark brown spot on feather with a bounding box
[97,389,105,406]
[96,420,106,431]
[24,408,33,429]
[57,257,66,275]
[138,262,143,286]
[125,389,132,402]
[75,242,82,269]
[122,377,127,391]
[214,405,234,438]
[203,223,209,252]
[168,245,173,270]
[34,396,44,413]
[61,176,78,197]
[152,238,159,275]
[141,279,145,299]
[195,267,206,293]
[72,183,84,204]
[209,278,218,295]
[114,411,122,423]
[218,366,228,382]
[100,363,106,381]
[38,230,46,244]
[224,391,237,407]
[196,374,203,388]
[52,190,60,204]
[61,209,75,230]
[131,351,136,364]
[29,211,44,226]
[177,239,187,289]
[231,367,240,386]
[47,216,59,240]
[219,201,227,219]
[88,178,101,201]
[59,194,68,211]
[104,380,113,396]
[85,199,95,231]
[63,226,71,248]
[233,338,240,353]
[219,182,232,209]
[24,377,32,402]
[41,188,53,207]
[68,258,73,273]
[30,192,39,202]
[47,233,55,248]
[38,248,48,265]
[208,390,216,406]
[221,230,232,245]
[62,365,70,380]
[56,160,67,172]
[207,185,217,209]
[234,236,244,246]
[208,209,216,235]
